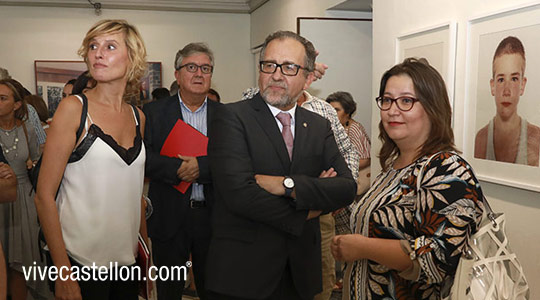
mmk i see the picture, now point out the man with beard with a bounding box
[205,31,357,300]
[241,80,359,300]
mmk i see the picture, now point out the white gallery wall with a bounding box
[0,6,252,103]
[373,1,540,297]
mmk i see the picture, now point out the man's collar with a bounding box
[178,91,207,112]
[266,102,297,119]
[302,90,314,104]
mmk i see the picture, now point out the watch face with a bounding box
[284,177,294,188]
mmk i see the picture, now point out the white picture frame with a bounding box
[395,22,457,108]
[464,2,540,192]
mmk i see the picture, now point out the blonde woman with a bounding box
[35,19,148,300]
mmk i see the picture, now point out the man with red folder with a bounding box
[143,42,221,300]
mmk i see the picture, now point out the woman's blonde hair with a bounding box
[78,19,147,99]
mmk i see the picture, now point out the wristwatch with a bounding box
[283,176,295,198]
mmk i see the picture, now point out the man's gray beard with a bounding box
[261,89,302,109]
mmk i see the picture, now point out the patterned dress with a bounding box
[344,152,484,300]
[346,120,370,160]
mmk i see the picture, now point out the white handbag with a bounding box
[418,153,530,300]
[448,198,529,300]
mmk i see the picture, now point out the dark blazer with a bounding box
[143,94,220,241]
[206,94,357,299]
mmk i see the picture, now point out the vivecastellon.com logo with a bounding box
[23,261,192,282]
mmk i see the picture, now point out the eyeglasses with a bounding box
[259,61,308,76]
[177,63,213,74]
[375,96,419,111]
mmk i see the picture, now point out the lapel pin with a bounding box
[303,122,308,128]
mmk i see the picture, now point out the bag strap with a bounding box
[130,104,142,137]
[74,93,89,143]
[20,121,32,164]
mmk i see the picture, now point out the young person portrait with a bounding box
[474,35,540,166]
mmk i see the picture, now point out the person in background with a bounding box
[326,91,370,171]
[151,87,170,101]
[207,88,220,102]
[0,68,45,148]
[326,91,371,196]
[325,91,371,291]
[0,147,17,203]
[144,42,221,300]
[169,80,179,96]
[24,95,49,131]
[35,19,148,300]
[332,58,484,299]
[62,79,76,99]
[72,71,97,95]
[0,145,17,300]
[0,79,46,300]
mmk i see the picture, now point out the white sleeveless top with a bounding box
[486,117,527,165]
[57,96,146,267]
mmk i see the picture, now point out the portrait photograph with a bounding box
[473,26,540,167]
[465,3,540,192]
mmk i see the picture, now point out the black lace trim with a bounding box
[69,124,142,165]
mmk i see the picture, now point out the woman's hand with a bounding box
[331,234,366,262]
[55,277,82,300]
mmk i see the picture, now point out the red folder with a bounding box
[159,119,208,193]
[137,234,151,299]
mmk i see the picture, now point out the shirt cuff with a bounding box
[398,239,421,281]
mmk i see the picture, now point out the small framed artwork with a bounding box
[140,62,163,106]
[464,3,540,192]
[395,21,457,108]
[34,60,87,117]
[34,60,162,115]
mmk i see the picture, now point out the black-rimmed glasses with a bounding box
[177,63,213,74]
[375,96,419,111]
[259,61,308,76]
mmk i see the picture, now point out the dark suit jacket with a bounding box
[206,94,356,299]
[143,94,220,241]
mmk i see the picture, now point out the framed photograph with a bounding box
[34,60,87,117]
[464,3,540,192]
[395,22,457,107]
[140,62,163,106]
[34,60,162,115]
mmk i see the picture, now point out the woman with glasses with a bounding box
[331,58,484,299]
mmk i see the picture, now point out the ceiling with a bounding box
[0,0,269,13]
[330,0,371,12]
[0,0,372,14]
